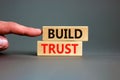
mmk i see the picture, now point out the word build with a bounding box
[37,41,82,56]
[43,26,88,41]
[37,26,88,56]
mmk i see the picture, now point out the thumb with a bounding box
[0,36,9,51]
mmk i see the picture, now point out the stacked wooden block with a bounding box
[37,26,88,56]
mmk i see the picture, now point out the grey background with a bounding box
[0,0,120,80]
[0,0,119,55]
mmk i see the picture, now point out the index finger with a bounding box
[0,21,42,37]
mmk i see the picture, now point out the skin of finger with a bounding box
[0,21,10,34]
[0,21,42,36]
[8,22,42,36]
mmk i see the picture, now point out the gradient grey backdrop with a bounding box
[0,0,119,55]
[0,0,120,80]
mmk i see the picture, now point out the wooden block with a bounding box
[37,41,82,56]
[42,26,88,41]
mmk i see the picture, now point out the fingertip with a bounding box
[35,28,42,35]
[24,28,43,37]
[30,28,42,37]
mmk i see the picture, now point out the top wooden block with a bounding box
[42,26,88,41]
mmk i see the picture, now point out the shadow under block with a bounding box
[37,41,82,56]
[42,26,88,41]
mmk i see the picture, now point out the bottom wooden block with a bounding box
[37,41,82,56]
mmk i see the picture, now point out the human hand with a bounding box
[0,21,42,51]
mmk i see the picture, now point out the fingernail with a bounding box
[35,29,41,31]
[0,38,4,49]
[35,29,42,34]
[0,39,3,48]
[0,36,9,51]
